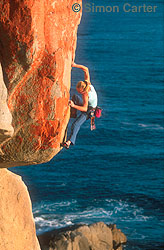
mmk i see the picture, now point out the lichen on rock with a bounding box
[0,0,82,168]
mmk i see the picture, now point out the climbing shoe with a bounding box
[61,142,70,149]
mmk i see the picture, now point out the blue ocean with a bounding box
[11,0,164,249]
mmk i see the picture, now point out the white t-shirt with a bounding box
[88,85,98,108]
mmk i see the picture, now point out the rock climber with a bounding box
[62,62,98,149]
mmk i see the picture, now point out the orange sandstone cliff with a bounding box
[0,169,41,250]
[0,1,82,249]
[0,0,82,168]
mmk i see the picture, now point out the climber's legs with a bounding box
[63,94,87,148]
[68,112,88,145]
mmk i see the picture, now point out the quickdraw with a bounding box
[90,109,96,130]
[89,106,102,130]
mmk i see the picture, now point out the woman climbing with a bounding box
[62,62,98,149]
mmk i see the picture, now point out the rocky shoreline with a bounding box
[38,222,127,250]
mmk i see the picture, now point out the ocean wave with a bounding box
[34,198,153,234]
[138,123,164,130]
[33,200,77,214]
[121,121,164,130]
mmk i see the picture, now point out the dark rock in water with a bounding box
[38,222,127,250]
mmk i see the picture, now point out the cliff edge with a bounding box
[0,0,82,168]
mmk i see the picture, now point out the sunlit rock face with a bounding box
[38,222,127,250]
[0,169,41,250]
[0,0,82,168]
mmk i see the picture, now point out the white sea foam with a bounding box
[121,121,164,130]
[33,200,77,214]
[138,123,164,130]
[33,198,152,234]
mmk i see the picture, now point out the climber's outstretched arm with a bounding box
[72,63,90,82]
